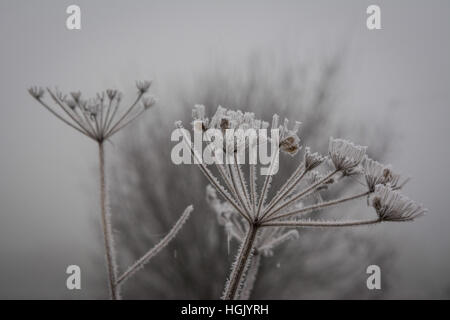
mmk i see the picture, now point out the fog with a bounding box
[0,0,449,299]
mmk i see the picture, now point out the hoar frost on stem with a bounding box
[177,105,427,300]
[29,82,193,299]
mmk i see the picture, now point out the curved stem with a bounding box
[261,218,381,228]
[229,163,252,219]
[116,205,193,286]
[223,224,258,300]
[105,108,145,139]
[255,149,279,219]
[105,93,143,137]
[234,154,252,215]
[260,169,307,221]
[34,98,93,139]
[177,125,251,222]
[249,164,257,214]
[98,142,119,299]
[265,169,339,220]
[264,190,370,223]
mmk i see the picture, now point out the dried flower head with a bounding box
[372,185,427,222]
[277,118,301,156]
[206,106,269,131]
[304,147,326,171]
[70,91,82,103]
[28,86,45,100]
[142,96,157,110]
[28,81,155,142]
[191,106,270,154]
[329,137,367,171]
[136,80,152,94]
[106,89,118,101]
[363,157,401,192]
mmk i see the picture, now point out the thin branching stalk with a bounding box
[264,169,339,220]
[255,149,279,220]
[249,164,257,214]
[116,205,193,286]
[259,166,307,221]
[105,93,143,137]
[261,218,381,228]
[229,164,252,218]
[265,190,371,223]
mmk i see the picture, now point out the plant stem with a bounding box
[98,142,119,300]
[264,190,371,223]
[239,252,261,300]
[223,224,258,300]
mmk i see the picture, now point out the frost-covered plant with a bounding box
[28,82,193,299]
[177,105,426,300]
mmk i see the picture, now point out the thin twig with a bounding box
[116,205,193,286]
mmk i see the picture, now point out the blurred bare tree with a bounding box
[101,54,395,299]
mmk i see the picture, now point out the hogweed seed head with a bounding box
[372,184,427,222]
[70,91,82,103]
[142,96,157,110]
[278,118,301,156]
[28,86,45,100]
[364,157,401,192]
[329,137,367,171]
[66,99,77,110]
[304,147,326,171]
[106,89,118,101]
[28,81,155,142]
[136,80,152,94]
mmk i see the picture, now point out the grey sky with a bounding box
[0,0,449,298]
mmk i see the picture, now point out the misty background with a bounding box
[1,0,449,299]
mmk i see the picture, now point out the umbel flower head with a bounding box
[272,114,301,156]
[329,137,367,171]
[177,105,427,300]
[363,157,401,192]
[189,105,301,156]
[372,184,427,222]
[304,147,326,171]
[28,81,155,142]
[193,105,270,132]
